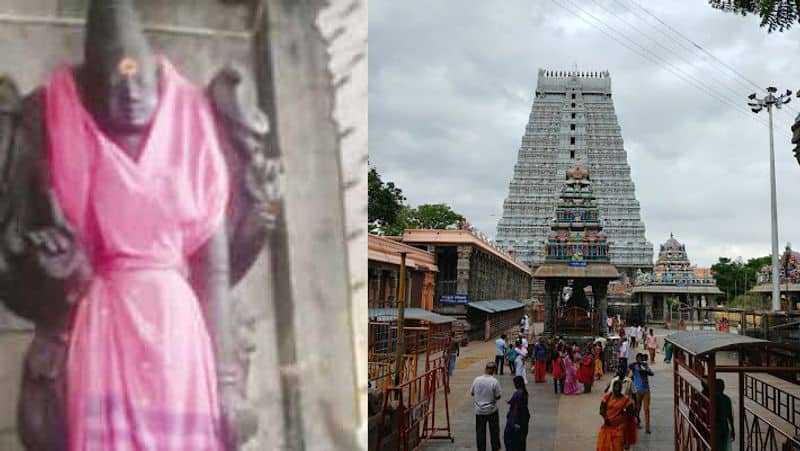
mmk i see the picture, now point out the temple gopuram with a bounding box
[533,166,619,337]
[632,233,722,323]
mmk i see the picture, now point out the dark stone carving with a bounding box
[0,1,279,449]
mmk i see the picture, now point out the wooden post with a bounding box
[708,354,717,451]
[673,350,679,451]
[738,351,745,451]
[395,252,408,386]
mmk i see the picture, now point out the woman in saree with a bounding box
[503,376,531,451]
[562,352,581,395]
[578,352,595,393]
[597,380,636,451]
[594,342,604,380]
[663,340,673,364]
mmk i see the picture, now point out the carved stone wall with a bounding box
[496,70,653,271]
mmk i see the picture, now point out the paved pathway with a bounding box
[425,326,676,450]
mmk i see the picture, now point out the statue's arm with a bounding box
[207,66,281,286]
[0,79,90,326]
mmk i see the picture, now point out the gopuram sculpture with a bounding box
[0,1,280,449]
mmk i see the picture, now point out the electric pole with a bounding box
[748,87,792,312]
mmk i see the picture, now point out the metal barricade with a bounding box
[374,362,453,451]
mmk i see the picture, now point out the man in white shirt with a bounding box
[618,337,630,371]
[494,334,507,375]
[471,362,502,451]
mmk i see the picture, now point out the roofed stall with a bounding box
[665,330,800,451]
[466,299,525,341]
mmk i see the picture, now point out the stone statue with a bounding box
[0,1,279,449]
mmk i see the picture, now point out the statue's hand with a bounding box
[24,191,91,300]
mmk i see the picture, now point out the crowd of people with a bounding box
[470,314,670,451]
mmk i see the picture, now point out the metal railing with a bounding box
[744,374,800,437]
[743,405,800,451]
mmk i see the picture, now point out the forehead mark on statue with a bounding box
[118,57,139,77]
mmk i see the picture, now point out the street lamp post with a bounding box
[748,87,792,312]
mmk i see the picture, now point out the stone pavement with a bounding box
[424,326,677,451]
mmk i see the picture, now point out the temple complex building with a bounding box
[399,229,532,315]
[632,234,722,323]
[496,69,652,277]
[368,234,438,310]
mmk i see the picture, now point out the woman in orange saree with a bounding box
[597,380,636,451]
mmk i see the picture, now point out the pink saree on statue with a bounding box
[46,58,228,450]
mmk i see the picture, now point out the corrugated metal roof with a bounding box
[665,330,768,356]
[368,308,454,324]
[467,300,525,314]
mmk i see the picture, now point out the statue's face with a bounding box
[95,55,159,134]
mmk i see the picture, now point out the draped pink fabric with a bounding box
[45,58,228,450]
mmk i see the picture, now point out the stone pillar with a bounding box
[593,281,609,336]
[543,280,561,336]
[456,246,472,297]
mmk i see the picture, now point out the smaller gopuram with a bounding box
[533,166,620,337]
[632,234,722,323]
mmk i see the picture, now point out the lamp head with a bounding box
[767,86,778,93]
[748,93,757,100]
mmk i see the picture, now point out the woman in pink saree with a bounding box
[562,353,582,395]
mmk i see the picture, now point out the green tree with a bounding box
[406,203,465,230]
[709,0,800,32]
[711,255,770,303]
[368,165,406,234]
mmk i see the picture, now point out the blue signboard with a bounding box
[439,294,469,304]
[568,261,588,267]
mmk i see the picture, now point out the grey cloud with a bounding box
[370,0,800,266]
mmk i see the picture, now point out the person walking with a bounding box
[646,329,657,363]
[471,362,502,451]
[714,378,735,451]
[522,313,530,339]
[495,334,507,375]
[503,376,531,451]
[596,379,636,451]
[630,353,654,433]
[594,341,604,380]
[506,344,517,376]
[447,331,460,377]
[617,337,630,372]
[514,340,528,385]
[533,337,548,383]
[641,326,648,352]
[552,348,565,394]
[562,352,581,395]
[663,340,673,364]
[578,351,595,393]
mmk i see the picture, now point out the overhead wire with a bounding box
[620,0,800,119]
[551,0,770,127]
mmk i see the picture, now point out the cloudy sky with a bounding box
[369,0,800,267]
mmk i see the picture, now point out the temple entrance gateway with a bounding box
[533,166,620,338]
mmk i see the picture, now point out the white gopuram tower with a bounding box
[496,69,653,274]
